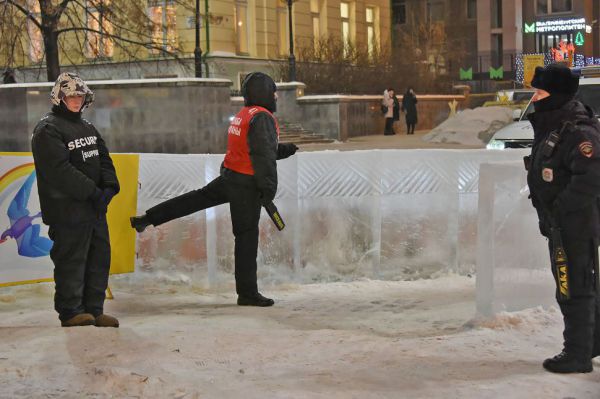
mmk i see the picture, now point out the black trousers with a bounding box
[384,118,395,135]
[548,237,600,358]
[49,217,111,322]
[146,176,262,297]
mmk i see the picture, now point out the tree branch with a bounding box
[1,0,42,29]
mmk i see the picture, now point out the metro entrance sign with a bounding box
[525,18,586,33]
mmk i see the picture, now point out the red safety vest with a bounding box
[223,106,280,175]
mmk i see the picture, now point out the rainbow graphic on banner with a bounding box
[0,162,53,257]
[0,163,35,194]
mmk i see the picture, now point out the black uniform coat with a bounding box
[31,105,120,225]
[527,100,600,239]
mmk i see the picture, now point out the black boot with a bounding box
[130,215,151,233]
[237,292,274,307]
[543,351,593,373]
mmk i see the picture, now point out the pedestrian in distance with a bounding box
[401,87,418,135]
[382,88,397,135]
[524,63,600,373]
[31,72,120,328]
[130,72,298,307]
[2,67,16,84]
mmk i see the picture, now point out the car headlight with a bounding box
[486,139,506,150]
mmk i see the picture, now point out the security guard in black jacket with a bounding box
[525,63,600,373]
[130,72,298,306]
[31,72,120,328]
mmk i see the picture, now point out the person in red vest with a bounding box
[130,72,298,306]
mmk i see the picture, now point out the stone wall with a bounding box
[0,78,232,154]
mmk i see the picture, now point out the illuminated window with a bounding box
[341,1,350,54]
[235,0,249,55]
[277,7,288,56]
[27,0,43,63]
[311,0,320,49]
[148,0,177,55]
[366,7,375,57]
[86,1,114,59]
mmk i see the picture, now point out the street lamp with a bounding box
[194,0,202,78]
[282,0,298,81]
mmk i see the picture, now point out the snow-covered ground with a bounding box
[1,276,598,398]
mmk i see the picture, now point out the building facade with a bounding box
[477,0,600,81]
[2,0,391,88]
[390,0,478,78]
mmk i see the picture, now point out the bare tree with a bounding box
[0,0,193,81]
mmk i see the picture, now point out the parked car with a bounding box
[487,70,600,150]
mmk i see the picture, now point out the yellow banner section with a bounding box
[107,154,139,275]
[0,153,138,287]
[523,55,545,88]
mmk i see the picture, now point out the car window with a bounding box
[577,84,600,116]
[513,92,534,103]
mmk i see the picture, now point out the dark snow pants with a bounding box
[49,217,111,322]
[548,237,600,359]
[145,175,262,297]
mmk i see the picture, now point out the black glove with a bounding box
[91,187,116,214]
[259,189,276,206]
[277,143,298,160]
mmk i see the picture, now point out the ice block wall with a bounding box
[476,161,555,316]
[133,150,531,295]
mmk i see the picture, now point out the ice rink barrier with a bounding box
[132,150,556,313]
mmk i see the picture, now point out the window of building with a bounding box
[366,6,375,57]
[391,0,406,25]
[148,0,177,55]
[491,33,503,67]
[491,0,502,28]
[277,7,288,56]
[341,1,350,55]
[311,0,320,49]
[467,0,477,19]
[537,0,572,15]
[427,1,444,22]
[86,1,114,59]
[234,1,249,55]
[26,0,43,63]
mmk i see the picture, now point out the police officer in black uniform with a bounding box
[525,63,600,373]
[32,72,120,328]
[130,72,298,307]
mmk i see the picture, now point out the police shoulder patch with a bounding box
[578,141,594,158]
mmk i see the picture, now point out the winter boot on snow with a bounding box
[237,293,274,307]
[543,351,593,373]
[61,313,96,327]
[130,215,151,233]
[95,314,119,328]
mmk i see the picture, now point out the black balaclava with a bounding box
[531,63,579,113]
[241,72,277,113]
[52,101,82,121]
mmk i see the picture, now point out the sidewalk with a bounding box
[298,130,485,152]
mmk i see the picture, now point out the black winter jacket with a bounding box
[527,100,600,238]
[31,105,120,225]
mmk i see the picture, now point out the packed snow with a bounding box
[423,106,515,146]
[1,276,599,398]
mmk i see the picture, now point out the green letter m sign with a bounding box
[489,66,504,80]
[524,23,535,33]
[459,67,473,80]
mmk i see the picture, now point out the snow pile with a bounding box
[423,106,515,146]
